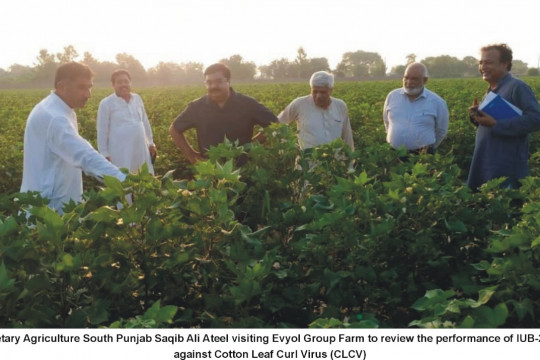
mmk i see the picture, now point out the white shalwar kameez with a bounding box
[20,93,126,213]
[278,95,354,151]
[97,93,155,174]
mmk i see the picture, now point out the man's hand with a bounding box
[148,145,157,163]
[188,150,205,165]
[170,124,205,165]
[468,97,479,117]
[469,97,496,127]
[252,131,266,144]
[469,97,480,126]
[474,111,497,127]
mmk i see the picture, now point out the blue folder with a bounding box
[479,93,522,120]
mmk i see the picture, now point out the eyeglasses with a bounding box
[204,78,229,87]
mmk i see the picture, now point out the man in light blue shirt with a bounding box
[383,63,449,154]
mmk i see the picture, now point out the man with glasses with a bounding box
[467,43,540,190]
[169,63,277,164]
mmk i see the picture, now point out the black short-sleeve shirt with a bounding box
[173,89,277,153]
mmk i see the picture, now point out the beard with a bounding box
[404,86,424,96]
[314,98,331,108]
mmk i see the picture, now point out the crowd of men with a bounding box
[20,43,540,213]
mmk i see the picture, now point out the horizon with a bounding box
[2,0,539,71]
[1,44,537,75]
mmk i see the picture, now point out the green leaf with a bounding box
[511,299,534,321]
[155,305,178,325]
[491,303,508,326]
[472,303,508,328]
[66,309,88,327]
[531,236,540,249]
[0,217,18,238]
[442,299,462,314]
[354,171,371,185]
[103,174,125,196]
[87,300,110,325]
[474,286,497,307]
[31,205,64,241]
[87,206,121,223]
[194,161,215,176]
[142,300,162,320]
[0,262,15,293]
[445,218,467,233]
[458,315,475,328]
[412,163,428,176]
[309,317,344,328]
[55,253,80,272]
[470,261,491,271]
[312,195,334,210]
[412,289,455,311]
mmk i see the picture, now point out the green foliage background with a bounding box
[1,78,540,328]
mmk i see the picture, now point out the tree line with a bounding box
[1,45,538,88]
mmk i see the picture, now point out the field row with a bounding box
[4,78,540,194]
[2,79,540,328]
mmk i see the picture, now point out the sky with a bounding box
[1,0,539,72]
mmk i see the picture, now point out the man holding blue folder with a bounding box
[467,43,540,190]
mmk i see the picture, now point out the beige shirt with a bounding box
[278,95,354,150]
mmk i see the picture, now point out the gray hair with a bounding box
[405,62,429,78]
[309,71,334,88]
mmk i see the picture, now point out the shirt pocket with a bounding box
[325,114,343,126]
[326,115,344,138]
[412,111,436,126]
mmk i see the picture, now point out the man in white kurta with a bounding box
[278,71,354,151]
[97,70,155,175]
[20,62,126,213]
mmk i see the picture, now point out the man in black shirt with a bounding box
[170,63,277,164]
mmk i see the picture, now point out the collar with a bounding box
[490,73,512,93]
[51,91,76,113]
[114,92,132,102]
[309,95,333,110]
